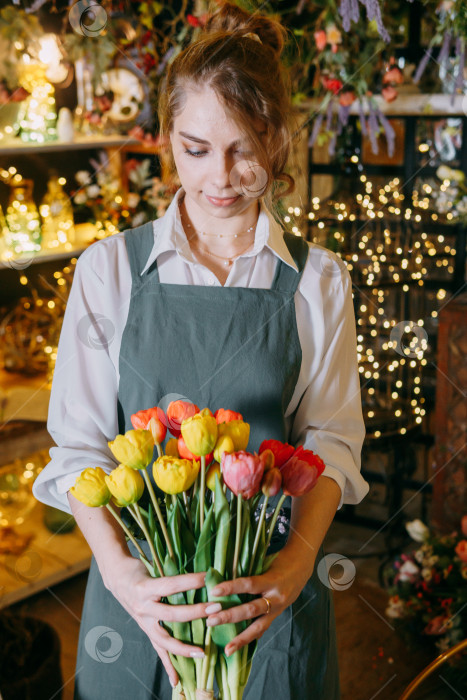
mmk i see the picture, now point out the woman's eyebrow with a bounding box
[178,130,267,146]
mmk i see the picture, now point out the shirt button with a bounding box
[207,278,216,285]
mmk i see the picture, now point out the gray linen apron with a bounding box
[74,222,340,699]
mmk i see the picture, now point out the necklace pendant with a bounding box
[224,260,230,266]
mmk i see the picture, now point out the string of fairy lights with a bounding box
[284,154,458,439]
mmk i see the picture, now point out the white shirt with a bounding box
[33,188,369,514]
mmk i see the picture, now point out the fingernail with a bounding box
[170,680,177,688]
[225,646,235,657]
[206,616,219,627]
[190,651,205,658]
[211,587,222,596]
[205,603,222,614]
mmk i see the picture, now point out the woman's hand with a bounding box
[104,556,220,688]
[205,548,315,657]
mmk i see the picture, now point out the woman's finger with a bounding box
[224,616,276,656]
[155,600,222,623]
[154,571,206,596]
[206,597,269,627]
[210,574,267,598]
[153,625,206,659]
[152,643,179,689]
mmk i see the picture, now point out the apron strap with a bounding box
[270,231,310,293]
[123,221,156,287]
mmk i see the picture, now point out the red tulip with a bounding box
[382,86,398,103]
[214,408,243,424]
[177,436,213,464]
[131,407,167,444]
[221,451,265,500]
[279,445,325,497]
[261,468,282,498]
[166,400,199,438]
[259,439,294,468]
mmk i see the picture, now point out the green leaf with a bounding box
[194,504,214,573]
[167,499,183,572]
[239,515,253,577]
[205,567,246,649]
[253,517,266,575]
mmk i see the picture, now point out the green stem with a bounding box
[249,495,269,576]
[182,490,193,532]
[232,494,243,579]
[200,626,211,689]
[156,442,163,458]
[200,455,206,530]
[141,468,174,560]
[265,493,287,551]
[105,503,149,565]
[220,656,231,700]
[127,503,164,577]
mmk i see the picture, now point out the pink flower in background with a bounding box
[455,540,467,562]
[398,560,420,582]
[221,451,265,499]
[314,30,327,51]
[382,86,398,102]
[383,67,404,85]
[424,616,448,635]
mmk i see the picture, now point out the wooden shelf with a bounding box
[0,501,91,609]
[0,243,86,270]
[0,134,141,157]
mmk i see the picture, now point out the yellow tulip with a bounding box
[213,434,235,463]
[108,429,154,470]
[70,467,111,507]
[105,465,145,507]
[218,420,250,451]
[153,456,200,494]
[206,461,221,491]
[181,413,218,456]
[165,437,180,457]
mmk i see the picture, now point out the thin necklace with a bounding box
[178,201,257,238]
[186,232,255,266]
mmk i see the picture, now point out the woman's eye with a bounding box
[184,149,206,157]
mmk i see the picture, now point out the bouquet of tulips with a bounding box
[70,400,325,700]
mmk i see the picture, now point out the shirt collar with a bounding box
[140,187,298,275]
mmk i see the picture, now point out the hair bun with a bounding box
[203,1,286,59]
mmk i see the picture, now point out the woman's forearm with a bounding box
[67,491,136,588]
[281,475,342,577]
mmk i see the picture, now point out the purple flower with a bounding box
[308,112,324,147]
[360,0,390,43]
[358,99,368,136]
[377,110,396,157]
[413,46,434,84]
[368,103,379,155]
[326,97,334,131]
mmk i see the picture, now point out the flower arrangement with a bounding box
[384,517,467,664]
[71,153,178,236]
[70,401,325,700]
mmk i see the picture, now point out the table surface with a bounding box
[0,501,91,609]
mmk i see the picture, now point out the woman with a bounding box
[33,3,369,698]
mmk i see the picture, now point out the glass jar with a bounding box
[4,180,42,255]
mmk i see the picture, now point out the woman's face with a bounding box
[169,86,267,226]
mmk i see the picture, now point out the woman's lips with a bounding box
[205,194,241,207]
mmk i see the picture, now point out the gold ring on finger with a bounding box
[262,596,271,615]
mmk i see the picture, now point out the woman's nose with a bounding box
[210,152,235,191]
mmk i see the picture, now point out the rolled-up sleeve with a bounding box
[289,245,369,509]
[32,245,121,514]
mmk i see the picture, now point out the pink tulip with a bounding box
[279,445,325,497]
[221,451,265,500]
[314,30,327,52]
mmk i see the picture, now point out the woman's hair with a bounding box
[158,1,298,213]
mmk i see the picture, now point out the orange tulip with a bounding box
[178,435,213,464]
[166,400,199,438]
[214,408,243,424]
[261,468,282,497]
[259,439,294,468]
[131,406,167,444]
